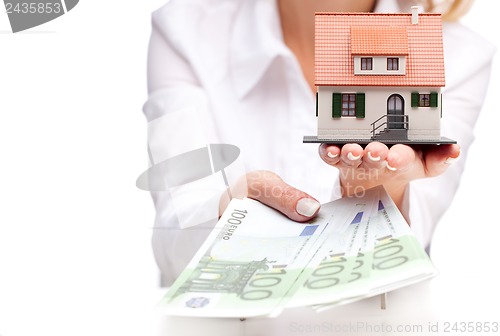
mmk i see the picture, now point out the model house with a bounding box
[306,7,455,144]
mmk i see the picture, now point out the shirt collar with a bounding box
[229,0,290,99]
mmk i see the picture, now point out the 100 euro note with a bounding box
[158,197,351,318]
[158,186,437,317]
[360,188,437,294]
[313,186,438,312]
[283,187,381,309]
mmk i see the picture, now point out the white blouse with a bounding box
[143,0,495,285]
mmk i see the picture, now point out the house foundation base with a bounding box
[303,136,457,146]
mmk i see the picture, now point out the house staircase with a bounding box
[370,115,409,141]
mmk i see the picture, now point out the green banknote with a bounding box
[159,186,437,317]
[158,197,338,317]
[284,188,381,309]
[313,188,437,312]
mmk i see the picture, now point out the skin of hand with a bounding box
[219,171,321,223]
[318,142,461,212]
[219,142,459,223]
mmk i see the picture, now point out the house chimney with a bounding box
[411,6,419,24]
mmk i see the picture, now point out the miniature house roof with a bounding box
[350,26,408,55]
[315,12,445,87]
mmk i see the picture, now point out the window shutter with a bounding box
[332,93,341,118]
[355,93,365,118]
[411,92,419,107]
[430,92,438,107]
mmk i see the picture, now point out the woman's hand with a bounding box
[219,171,321,222]
[218,142,459,223]
[318,142,461,209]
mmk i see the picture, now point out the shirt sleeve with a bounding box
[143,11,224,285]
[406,23,496,249]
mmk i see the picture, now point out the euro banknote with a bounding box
[158,186,437,318]
[158,195,363,317]
[312,188,437,312]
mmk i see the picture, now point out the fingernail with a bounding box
[347,152,361,161]
[327,151,338,159]
[296,198,320,217]
[386,161,397,171]
[367,151,381,162]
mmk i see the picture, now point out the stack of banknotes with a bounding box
[158,185,437,318]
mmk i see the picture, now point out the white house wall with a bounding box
[317,86,441,141]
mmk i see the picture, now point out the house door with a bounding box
[387,94,404,129]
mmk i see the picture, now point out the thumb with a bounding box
[423,144,461,177]
[246,171,320,222]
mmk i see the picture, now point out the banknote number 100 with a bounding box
[373,237,408,270]
[240,267,287,301]
[304,254,348,290]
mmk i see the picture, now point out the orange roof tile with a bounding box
[315,12,445,87]
[351,26,408,55]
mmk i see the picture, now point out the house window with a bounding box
[332,93,365,118]
[387,58,399,71]
[411,92,439,108]
[361,58,373,70]
[419,94,430,107]
[342,94,356,116]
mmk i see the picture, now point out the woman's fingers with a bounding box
[362,142,389,170]
[246,171,320,222]
[321,142,421,173]
[221,145,460,222]
[340,143,364,168]
[318,142,444,197]
[319,143,365,168]
[423,144,461,177]
[385,144,416,173]
[319,143,341,165]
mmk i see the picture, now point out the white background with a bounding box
[0,1,498,336]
